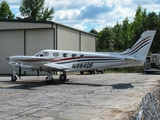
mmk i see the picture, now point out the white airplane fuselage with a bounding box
[7,30,156,82]
[8,50,142,72]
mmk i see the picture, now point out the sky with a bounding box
[2,0,160,32]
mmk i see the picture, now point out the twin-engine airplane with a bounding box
[6,30,156,83]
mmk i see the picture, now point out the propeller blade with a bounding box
[19,66,21,79]
[37,70,39,77]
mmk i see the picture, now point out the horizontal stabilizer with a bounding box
[125,57,139,61]
[43,63,69,70]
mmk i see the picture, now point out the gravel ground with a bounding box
[0,73,159,120]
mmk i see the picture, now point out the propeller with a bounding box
[37,70,39,77]
[18,63,21,79]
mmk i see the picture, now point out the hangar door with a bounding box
[25,29,54,55]
[0,30,24,74]
[25,29,54,75]
[57,26,80,51]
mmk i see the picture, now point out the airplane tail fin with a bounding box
[121,30,156,61]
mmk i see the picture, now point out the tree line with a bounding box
[90,6,160,54]
[0,0,54,21]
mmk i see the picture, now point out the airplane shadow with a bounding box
[0,79,134,90]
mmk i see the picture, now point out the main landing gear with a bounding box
[45,71,67,84]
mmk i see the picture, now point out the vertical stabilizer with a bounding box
[121,30,156,60]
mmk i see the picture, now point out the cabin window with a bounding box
[72,54,77,58]
[63,53,68,57]
[80,54,84,58]
[53,52,59,57]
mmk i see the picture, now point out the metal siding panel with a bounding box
[57,26,79,51]
[0,30,24,74]
[26,29,54,55]
[81,33,96,52]
[0,21,52,30]
[25,29,54,75]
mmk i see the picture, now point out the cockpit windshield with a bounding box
[34,51,49,57]
[34,52,41,57]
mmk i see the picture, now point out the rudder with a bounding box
[121,30,156,61]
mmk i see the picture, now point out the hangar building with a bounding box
[0,20,96,75]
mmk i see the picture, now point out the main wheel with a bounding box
[59,74,66,81]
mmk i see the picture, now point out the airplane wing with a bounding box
[43,63,69,70]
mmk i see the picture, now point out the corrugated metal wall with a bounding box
[57,26,80,51]
[0,21,52,30]
[81,32,96,52]
[25,29,54,55]
[0,30,24,74]
[25,29,54,75]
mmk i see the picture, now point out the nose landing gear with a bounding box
[11,68,19,81]
[11,74,18,81]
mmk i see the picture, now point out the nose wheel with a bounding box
[11,74,18,81]
[45,70,54,84]
[45,76,54,84]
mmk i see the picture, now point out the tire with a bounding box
[45,77,54,84]
[11,75,17,81]
[59,74,66,81]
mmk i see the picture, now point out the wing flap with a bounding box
[43,63,69,70]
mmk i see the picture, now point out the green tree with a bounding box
[0,0,14,20]
[121,17,131,49]
[97,27,114,51]
[145,12,160,53]
[112,22,123,51]
[18,0,54,21]
[130,5,147,44]
[90,29,98,35]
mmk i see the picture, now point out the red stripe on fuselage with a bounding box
[50,56,117,63]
